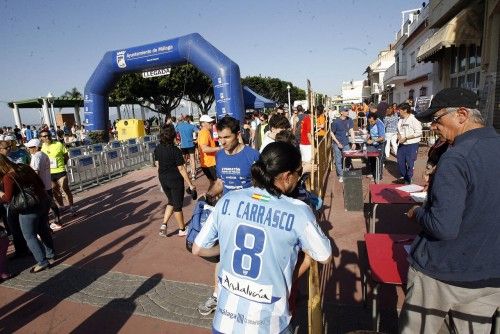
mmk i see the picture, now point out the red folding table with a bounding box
[369,184,417,233]
[364,233,415,331]
[342,150,382,183]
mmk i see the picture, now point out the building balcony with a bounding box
[384,63,407,85]
[372,83,382,95]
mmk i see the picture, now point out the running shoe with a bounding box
[159,224,167,237]
[178,229,187,237]
[50,223,62,231]
[197,295,217,316]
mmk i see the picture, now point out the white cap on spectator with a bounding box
[3,135,16,141]
[25,138,41,148]
[199,115,215,123]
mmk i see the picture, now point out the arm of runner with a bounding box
[200,144,221,154]
[206,178,223,199]
[193,211,220,256]
[177,165,195,189]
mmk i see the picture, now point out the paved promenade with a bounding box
[0,148,428,333]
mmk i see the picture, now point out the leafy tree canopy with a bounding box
[241,76,306,106]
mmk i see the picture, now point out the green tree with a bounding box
[241,76,306,106]
[183,64,215,115]
[109,66,188,117]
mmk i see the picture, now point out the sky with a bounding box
[0,0,423,125]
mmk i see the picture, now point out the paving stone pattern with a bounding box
[2,261,214,329]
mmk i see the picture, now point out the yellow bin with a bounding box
[116,119,145,141]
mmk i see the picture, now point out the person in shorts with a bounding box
[197,115,220,188]
[39,129,76,215]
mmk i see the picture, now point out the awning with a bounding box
[416,7,482,62]
[242,86,276,109]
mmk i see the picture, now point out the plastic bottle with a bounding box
[362,143,367,158]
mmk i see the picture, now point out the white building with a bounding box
[365,49,395,104]
[384,4,434,104]
[341,80,371,103]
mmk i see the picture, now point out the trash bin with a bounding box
[116,119,145,141]
[343,169,363,211]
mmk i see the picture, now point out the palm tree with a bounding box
[61,87,82,99]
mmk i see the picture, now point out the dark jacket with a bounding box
[411,127,500,285]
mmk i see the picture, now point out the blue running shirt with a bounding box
[195,187,332,334]
[175,121,198,148]
[216,146,259,194]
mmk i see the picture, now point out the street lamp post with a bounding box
[47,92,56,127]
[286,84,291,118]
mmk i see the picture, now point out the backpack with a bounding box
[185,199,219,262]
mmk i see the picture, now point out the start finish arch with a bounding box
[84,33,244,132]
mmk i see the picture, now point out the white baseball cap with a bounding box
[199,115,215,123]
[4,135,16,141]
[25,138,41,148]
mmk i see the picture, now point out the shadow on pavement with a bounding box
[0,176,160,332]
[71,273,163,334]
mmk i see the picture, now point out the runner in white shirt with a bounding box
[25,139,62,230]
[193,142,332,334]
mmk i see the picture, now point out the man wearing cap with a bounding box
[330,106,356,182]
[197,115,220,188]
[400,88,500,333]
[26,139,62,230]
[3,135,30,164]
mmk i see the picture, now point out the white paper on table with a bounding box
[404,244,412,254]
[344,150,359,153]
[396,184,424,193]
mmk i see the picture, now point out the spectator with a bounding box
[0,155,55,273]
[331,106,356,182]
[155,124,196,237]
[383,106,399,158]
[259,114,290,152]
[401,88,500,333]
[366,113,385,180]
[25,139,62,231]
[0,141,29,259]
[3,135,30,164]
[396,103,422,184]
[299,108,313,169]
[25,125,33,142]
[376,95,389,121]
[316,105,326,141]
[253,113,269,151]
[192,141,332,334]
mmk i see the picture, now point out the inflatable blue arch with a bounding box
[83,33,244,132]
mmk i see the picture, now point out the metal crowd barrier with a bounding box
[66,138,159,192]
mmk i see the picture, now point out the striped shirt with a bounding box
[195,187,332,334]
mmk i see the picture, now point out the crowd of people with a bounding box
[155,87,499,333]
[0,87,498,333]
[0,123,76,279]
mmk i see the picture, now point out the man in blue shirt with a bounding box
[401,88,500,333]
[198,116,260,316]
[330,106,356,182]
[175,116,198,180]
[367,113,385,180]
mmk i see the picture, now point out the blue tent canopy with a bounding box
[242,86,276,109]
